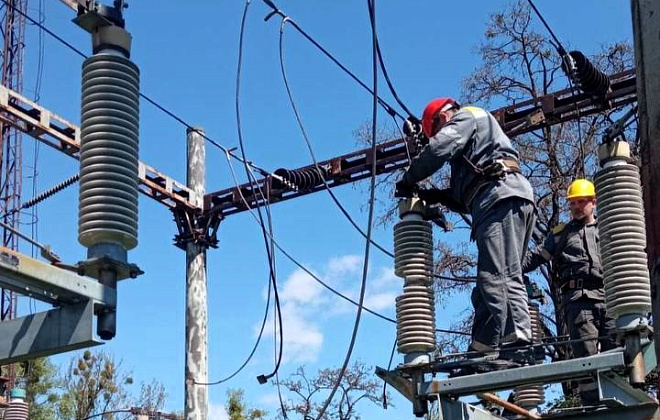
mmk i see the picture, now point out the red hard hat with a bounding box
[422,98,456,137]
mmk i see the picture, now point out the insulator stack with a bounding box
[513,302,545,409]
[394,220,433,281]
[273,166,328,191]
[393,199,436,361]
[396,283,436,354]
[563,51,611,97]
[3,389,28,420]
[595,158,651,324]
[78,53,140,251]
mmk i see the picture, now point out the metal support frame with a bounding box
[378,349,660,419]
[421,352,625,397]
[205,69,636,219]
[0,246,115,363]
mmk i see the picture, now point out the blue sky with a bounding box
[13,0,634,418]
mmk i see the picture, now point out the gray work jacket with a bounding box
[401,106,534,225]
[523,219,604,302]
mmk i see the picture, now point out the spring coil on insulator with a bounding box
[272,166,328,191]
[78,54,140,250]
[563,51,611,97]
[595,163,651,320]
[396,282,436,354]
[22,174,80,210]
[513,302,545,409]
[394,220,433,281]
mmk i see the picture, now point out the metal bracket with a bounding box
[172,205,221,250]
[0,247,116,307]
[598,370,656,407]
[420,352,625,397]
[375,366,414,402]
[0,300,102,364]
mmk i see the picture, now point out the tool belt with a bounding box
[559,275,603,292]
[463,157,521,206]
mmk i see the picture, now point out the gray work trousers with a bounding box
[565,298,617,405]
[470,198,535,351]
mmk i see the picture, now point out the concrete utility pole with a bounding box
[631,0,660,371]
[185,127,208,420]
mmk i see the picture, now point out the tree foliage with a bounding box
[433,0,635,354]
[276,361,388,420]
[226,389,267,420]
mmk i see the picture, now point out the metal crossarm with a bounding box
[0,84,199,210]
[206,69,637,218]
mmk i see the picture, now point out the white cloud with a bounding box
[260,255,398,364]
[208,402,228,420]
[326,255,362,278]
[279,268,323,303]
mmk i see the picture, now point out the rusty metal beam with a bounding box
[56,0,79,11]
[0,84,198,210]
[206,69,637,218]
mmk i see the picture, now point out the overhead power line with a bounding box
[314,1,381,417]
[262,0,407,120]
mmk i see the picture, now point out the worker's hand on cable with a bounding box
[395,178,418,198]
[402,117,423,138]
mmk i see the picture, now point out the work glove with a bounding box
[395,178,417,198]
[417,188,468,214]
[403,117,422,138]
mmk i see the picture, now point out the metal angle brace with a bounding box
[0,84,199,211]
[0,300,102,365]
[421,352,625,397]
[0,246,116,307]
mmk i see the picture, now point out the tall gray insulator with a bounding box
[78,49,140,251]
[513,302,544,410]
[595,142,651,328]
[394,199,436,361]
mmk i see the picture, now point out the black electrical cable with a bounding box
[366,2,416,119]
[381,337,397,409]
[525,0,586,176]
[223,145,468,336]
[193,262,272,385]
[262,0,405,121]
[278,20,475,285]
[264,182,288,418]
[234,0,285,385]
[0,0,273,178]
[278,18,393,258]
[313,1,379,417]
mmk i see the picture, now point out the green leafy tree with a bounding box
[226,389,267,420]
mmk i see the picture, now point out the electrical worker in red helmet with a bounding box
[397,98,536,369]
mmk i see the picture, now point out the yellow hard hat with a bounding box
[566,179,595,200]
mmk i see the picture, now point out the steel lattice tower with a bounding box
[0,0,26,399]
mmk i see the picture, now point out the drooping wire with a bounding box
[0,0,274,178]
[262,0,406,121]
[365,1,415,119]
[278,20,475,285]
[525,0,586,176]
[381,337,397,409]
[193,258,272,385]
[313,1,379,417]
[230,152,471,337]
[233,0,284,384]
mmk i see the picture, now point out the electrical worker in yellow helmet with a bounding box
[523,179,615,406]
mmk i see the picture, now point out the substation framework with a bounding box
[0,64,654,420]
